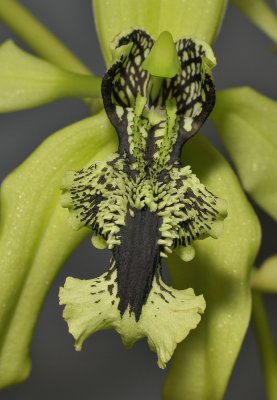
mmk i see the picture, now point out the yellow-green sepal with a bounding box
[212,87,277,222]
[92,0,228,64]
[163,135,261,400]
[0,40,101,113]
[252,256,277,293]
[0,111,117,388]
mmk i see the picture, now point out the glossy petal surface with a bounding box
[252,255,277,293]
[0,111,117,388]
[212,87,277,221]
[0,41,101,112]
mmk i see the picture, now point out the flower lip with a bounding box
[59,28,227,368]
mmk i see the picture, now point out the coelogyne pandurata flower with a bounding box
[59,29,227,368]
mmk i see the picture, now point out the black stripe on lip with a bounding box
[113,207,161,321]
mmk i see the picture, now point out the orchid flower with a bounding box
[0,0,276,399]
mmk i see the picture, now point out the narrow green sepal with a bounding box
[0,111,117,389]
[0,40,101,113]
[252,256,277,293]
[212,87,277,221]
[252,291,277,400]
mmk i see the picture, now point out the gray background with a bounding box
[0,1,277,399]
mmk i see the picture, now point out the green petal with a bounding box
[92,0,228,64]
[232,0,277,44]
[252,255,277,293]
[0,111,117,388]
[163,135,260,400]
[0,40,101,113]
[212,87,277,221]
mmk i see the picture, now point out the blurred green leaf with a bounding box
[212,87,277,221]
[232,0,277,44]
[92,0,228,64]
[0,111,117,388]
[163,135,260,400]
[0,40,101,113]
[252,255,277,292]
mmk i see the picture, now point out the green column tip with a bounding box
[142,31,180,78]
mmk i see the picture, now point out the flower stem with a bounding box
[0,0,91,75]
[252,290,277,400]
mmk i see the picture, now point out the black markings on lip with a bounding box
[108,284,114,296]
[113,208,161,321]
[156,273,175,299]
[154,291,169,304]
